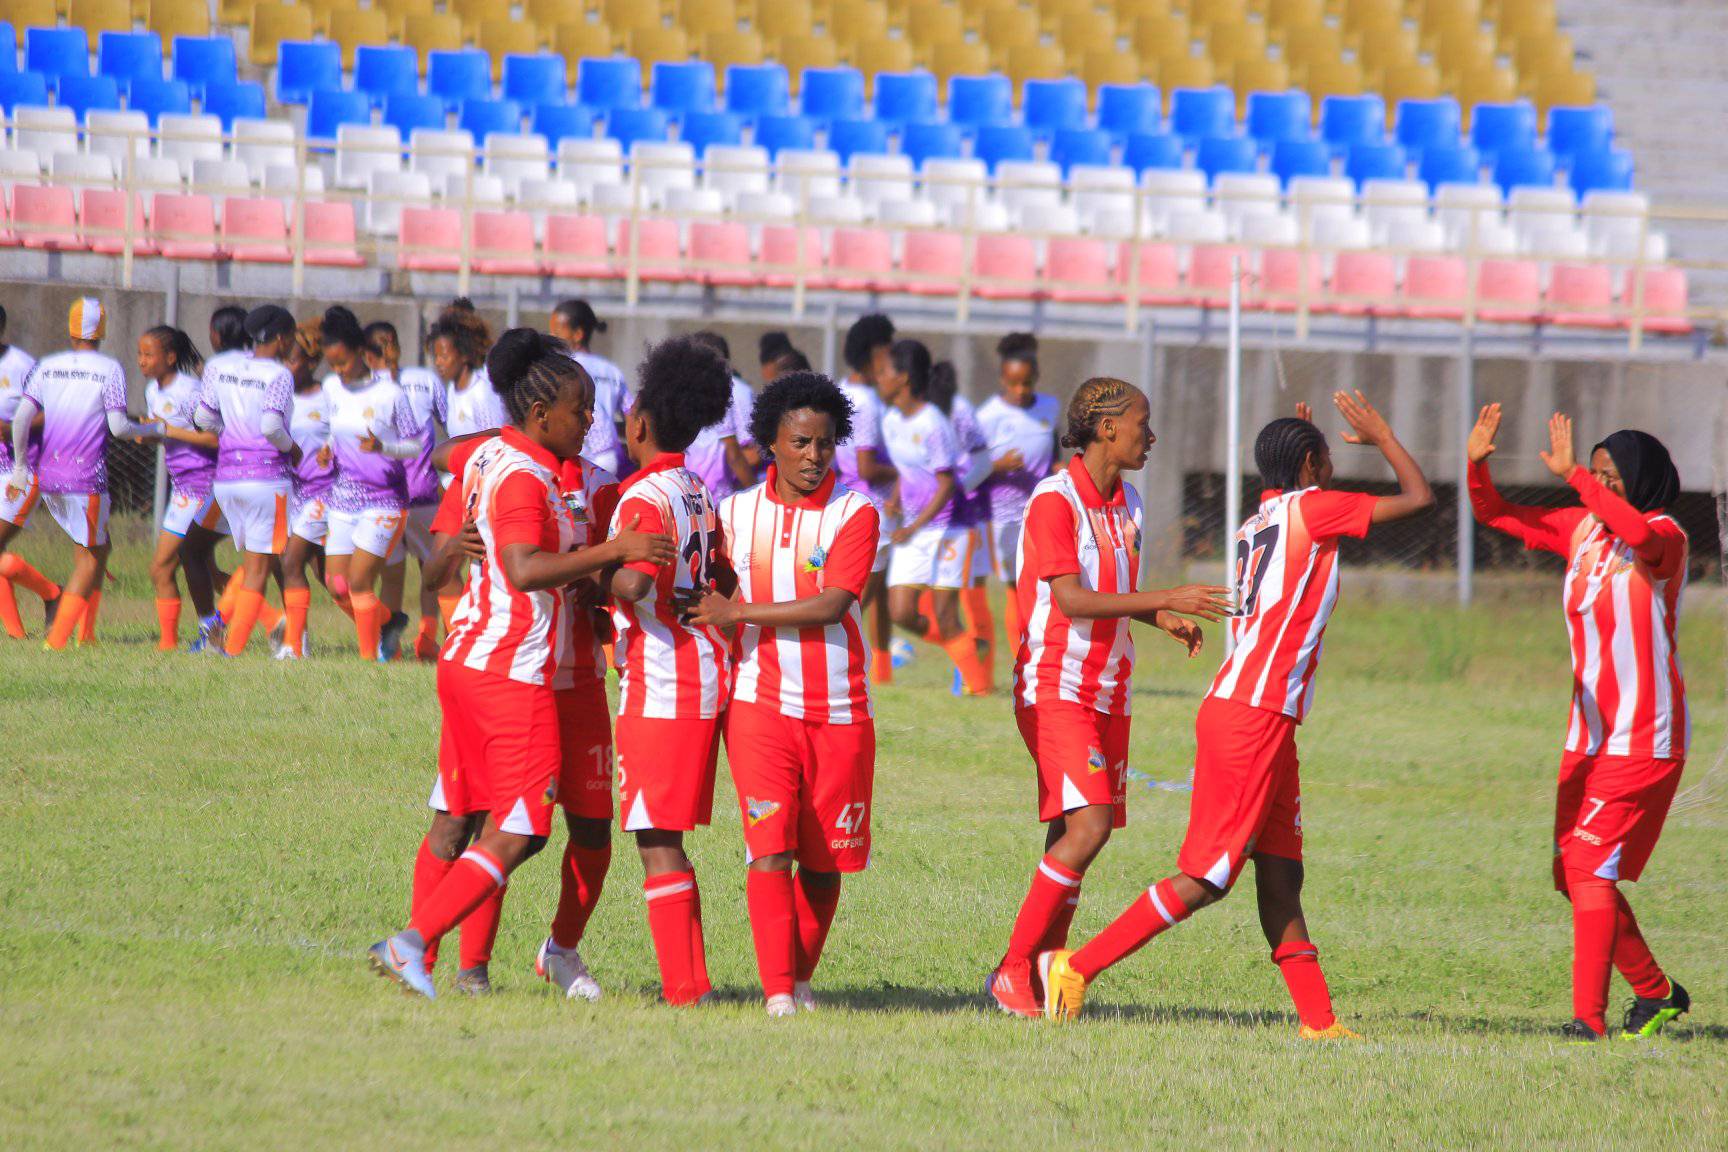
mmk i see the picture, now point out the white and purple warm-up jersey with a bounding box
[572,348,627,476]
[197,351,295,483]
[25,349,129,494]
[0,344,39,475]
[146,371,216,498]
[978,392,1060,528]
[883,401,963,530]
[396,365,444,506]
[835,377,891,512]
[289,386,334,503]
[683,373,756,502]
[326,373,420,514]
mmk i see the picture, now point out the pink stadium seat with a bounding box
[0,189,13,247]
[80,190,155,255]
[688,221,754,286]
[1259,250,1324,313]
[1115,242,1182,304]
[1045,237,1117,303]
[222,197,291,263]
[399,207,464,271]
[901,230,964,295]
[472,211,540,275]
[1475,258,1541,323]
[1546,262,1616,327]
[296,201,365,267]
[153,193,219,259]
[616,218,682,281]
[545,214,613,279]
[759,225,825,287]
[1187,244,1244,308]
[14,184,80,251]
[972,233,1038,300]
[1401,255,1468,319]
[830,228,894,292]
[1622,266,1691,335]
[1330,251,1397,315]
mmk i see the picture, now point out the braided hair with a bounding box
[144,325,204,378]
[1254,417,1328,490]
[428,297,491,371]
[486,328,590,427]
[1061,377,1139,449]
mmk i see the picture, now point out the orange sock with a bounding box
[964,584,995,685]
[255,597,282,632]
[942,635,991,696]
[0,554,59,601]
[438,594,459,633]
[44,591,86,651]
[76,589,101,645]
[871,648,893,684]
[217,571,243,623]
[155,597,182,650]
[224,587,265,655]
[413,615,439,660]
[919,591,942,644]
[352,590,382,660]
[0,576,22,638]
[283,587,312,656]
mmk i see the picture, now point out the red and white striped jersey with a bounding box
[609,453,732,719]
[720,467,880,723]
[1014,456,1143,715]
[1208,487,1377,722]
[442,427,578,686]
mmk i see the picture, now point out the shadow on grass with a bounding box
[1400,1010,1728,1043]
[816,984,1289,1029]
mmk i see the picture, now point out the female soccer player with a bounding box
[366,320,445,659]
[369,328,674,999]
[278,322,335,658]
[685,370,881,1016]
[977,333,1061,650]
[835,314,898,682]
[430,299,503,626]
[758,332,811,384]
[984,377,1226,1017]
[879,339,990,695]
[140,326,227,650]
[607,336,735,1006]
[929,360,996,692]
[682,331,757,502]
[1040,392,1433,1039]
[548,299,627,476]
[1467,405,1692,1040]
[0,305,52,639]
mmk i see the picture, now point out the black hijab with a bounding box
[1593,430,1680,513]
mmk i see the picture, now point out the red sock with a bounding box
[255,597,282,632]
[793,872,842,982]
[408,847,506,946]
[1003,855,1083,968]
[644,870,701,1005]
[1038,882,1082,953]
[550,843,611,950]
[1612,890,1669,1000]
[919,591,941,644]
[155,597,181,650]
[77,589,101,644]
[458,884,507,970]
[943,635,992,696]
[1070,878,1194,980]
[1272,941,1337,1031]
[0,575,23,637]
[438,594,459,633]
[1568,874,1619,1034]
[409,837,457,972]
[746,869,798,999]
[283,586,311,656]
[690,877,711,998]
[44,591,86,651]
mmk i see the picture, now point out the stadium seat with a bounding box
[1546,262,1615,326]
[1393,98,1462,161]
[409,127,474,184]
[12,106,78,163]
[606,106,669,152]
[679,110,742,154]
[1051,128,1111,176]
[503,54,566,108]
[193,157,253,196]
[578,57,641,111]
[615,217,682,280]
[725,64,790,120]
[399,205,463,270]
[1345,142,1406,188]
[754,113,817,157]
[50,151,118,190]
[222,196,292,262]
[202,82,267,131]
[1245,90,1310,147]
[544,212,612,278]
[1418,144,1481,193]
[1169,86,1235,142]
[429,50,493,109]
[1622,266,1690,334]
[385,93,447,137]
[1185,243,1243,307]
[1271,138,1330,187]
[460,99,523,142]
[127,77,191,125]
[1569,148,1633,197]
[336,124,404,189]
[25,28,89,90]
[901,119,965,168]
[822,227,888,291]
[800,67,865,123]
[1097,83,1161,140]
[275,40,342,106]
[297,200,365,265]
[402,13,464,62]
[1494,147,1557,194]
[151,0,212,43]
[652,61,716,116]
[775,148,843,201]
[97,33,164,95]
[14,184,80,250]
[307,89,372,140]
[688,219,753,285]
[1319,94,1385,154]
[152,192,219,258]
[1045,236,1116,302]
[1469,101,1537,164]
[1401,254,1468,319]
[948,74,1013,130]
[58,75,121,121]
[1197,135,1257,183]
[363,169,429,236]
[972,232,1038,299]
[530,102,598,150]
[828,117,890,165]
[1123,131,1183,174]
[171,37,236,98]
[874,71,940,125]
[920,157,987,213]
[356,45,420,107]
[1547,105,1613,161]
[703,144,770,196]
[469,210,539,274]
[80,188,154,253]
[330,9,391,70]
[84,108,149,166]
[232,117,295,170]
[1115,240,1182,303]
[1023,77,1087,140]
[758,222,823,285]
[1259,245,1322,311]
[896,229,961,295]
[1330,250,1396,315]
[1475,257,1542,322]
[974,124,1035,173]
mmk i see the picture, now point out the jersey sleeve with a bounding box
[20,362,40,406]
[102,361,128,412]
[429,473,466,536]
[589,482,621,544]
[263,366,293,420]
[821,502,881,597]
[851,391,880,452]
[431,375,448,428]
[1299,489,1379,541]
[1566,465,1676,571]
[1467,459,1587,558]
[391,390,422,440]
[612,493,668,576]
[928,416,961,473]
[1025,491,1080,580]
[489,472,552,551]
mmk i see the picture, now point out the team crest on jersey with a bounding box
[803,545,828,573]
[1086,747,1107,774]
[161,399,175,415]
[746,796,782,826]
[562,490,589,523]
[362,406,375,420]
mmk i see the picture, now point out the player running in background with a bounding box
[430,298,503,630]
[366,320,446,661]
[985,377,1226,1018]
[0,304,52,639]
[277,322,335,658]
[6,299,159,650]
[758,332,812,384]
[1041,392,1433,1037]
[834,315,898,683]
[929,360,996,693]
[685,371,881,1017]
[607,336,735,1007]
[1467,405,1693,1041]
[370,329,674,999]
[683,331,758,502]
[976,333,1060,654]
[548,299,627,477]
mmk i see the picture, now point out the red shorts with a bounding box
[617,713,722,833]
[1017,702,1130,829]
[1552,752,1683,889]
[434,660,560,838]
[724,698,876,872]
[1176,696,1302,890]
[557,679,614,820]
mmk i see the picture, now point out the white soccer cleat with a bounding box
[766,994,798,1018]
[535,937,602,1002]
[267,616,287,659]
[793,981,817,1012]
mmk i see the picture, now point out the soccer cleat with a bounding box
[453,964,492,996]
[1621,980,1689,1039]
[766,993,797,1018]
[1040,950,1087,1022]
[266,616,287,659]
[43,594,59,631]
[793,981,817,1012]
[1561,1018,1606,1043]
[186,615,225,654]
[1298,1023,1363,1041]
[368,932,436,999]
[535,938,602,1002]
[379,611,411,662]
[889,637,916,668]
[273,645,300,661]
[985,960,1041,1019]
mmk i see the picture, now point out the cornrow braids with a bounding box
[487,329,589,427]
[1254,417,1328,490]
[1061,377,1138,449]
[144,325,205,378]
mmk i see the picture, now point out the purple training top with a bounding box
[147,370,216,498]
[0,345,40,475]
[197,350,296,483]
[326,374,421,513]
[396,366,444,506]
[882,401,963,531]
[290,386,335,500]
[25,349,128,494]
[835,377,892,511]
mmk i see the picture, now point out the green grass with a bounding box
[3,519,1726,1151]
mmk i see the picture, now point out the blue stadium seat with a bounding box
[1246,90,1310,147]
[1469,101,1536,163]
[1197,134,1258,182]
[1023,77,1087,139]
[680,109,742,154]
[1170,86,1235,142]
[127,76,191,125]
[26,28,89,90]
[874,70,939,125]
[1271,138,1331,187]
[800,67,864,122]
[57,74,120,121]
[355,45,419,107]
[503,54,566,108]
[307,88,372,140]
[459,97,522,141]
[97,32,163,94]
[1123,131,1183,173]
[578,57,642,111]
[1568,147,1633,196]
[384,93,448,137]
[724,63,789,120]
[1345,141,1407,187]
[1394,97,1462,159]
[530,102,599,149]
[1051,127,1112,175]
[754,113,816,156]
[1319,94,1385,154]
[947,74,1012,129]
[0,70,49,114]
[651,60,716,115]
[172,37,236,99]
[0,22,15,69]
[606,105,669,151]
[1097,83,1160,140]
[901,119,965,167]
[1492,146,1557,194]
[828,117,890,164]
[202,81,266,130]
[1547,105,1613,159]
[974,123,1035,172]
[275,40,341,106]
[429,50,492,110]
[1417,144,1482,192]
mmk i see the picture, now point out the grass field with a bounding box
[3,519,1726,1151]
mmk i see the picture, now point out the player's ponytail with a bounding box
[144,325,204,379]
[1061,377,1138,449]
[487,327,587,427]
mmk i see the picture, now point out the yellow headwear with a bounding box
[68,297,106,341]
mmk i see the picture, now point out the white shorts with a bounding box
[214,479,290,554]
[990,518,1021,584]
[968,525,991,582]
[43,490,110,548]
[162,486,226,538]
[887,525,970,590]
[403,502,437,564]
[0,470,39,527]
[327,505,406,561]
[290,492,329,546]
[872,509,898,575]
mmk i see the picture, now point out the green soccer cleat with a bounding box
[1621,980,1690,1039]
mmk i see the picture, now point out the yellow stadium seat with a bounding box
[1057,10,1117,57]
[403,12,465,59]
[1006,41,1066,84]
[251,4,315,67]
[1514,30,1572,80]
[150,0,212,42]
[1265,0,1324,32]
[981,4,1041,53]
[1279,22,1344,74]
[1495,0,1556,52]
[445,0,495,31]
[829,1,891,46]
[1131,13,1192,60]
[376,0,435,35]
[629,25,691,68]
[929,37,988,83]
[1082,47,1143,89]
[778,34,841,80]
[218,0,250,23]
[1036,0,1094,33]
[1155,52,1216,95]
[906,3,965,56]
[853,36,915,75]
[330,8,390,68]
[1339,0,1402,35]
[1455,62,1518,108]
[1187,0,1248,34]
[1356,18,1419,80]
[676,0,739,40]
[757,4,816,48]
[527,0,584,28]
[68,0,131,46]
[554,19,616,61]
[1204,19,1268,68]
[480,20,541,78]
[705,29,766,73]
[601,0,664,41]
[1115,0,1174,26]
[1303,56,1364,100]
[1429,20,1497,78]
[1228,56,1289,115]
[303,0,359,38]
[4,0,58,28]
[1418,0,1480,43]
[1533,67,1593,112]
[1377,58,1439,117]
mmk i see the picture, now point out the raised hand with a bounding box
[1538,411,1576,479]
[1155,610,1204,657]
[1161,584,1233,622]
[612,513,677,566]
[1466,403,1502,464]
[1295,401,1313,423]
[1334,389,1393,447]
